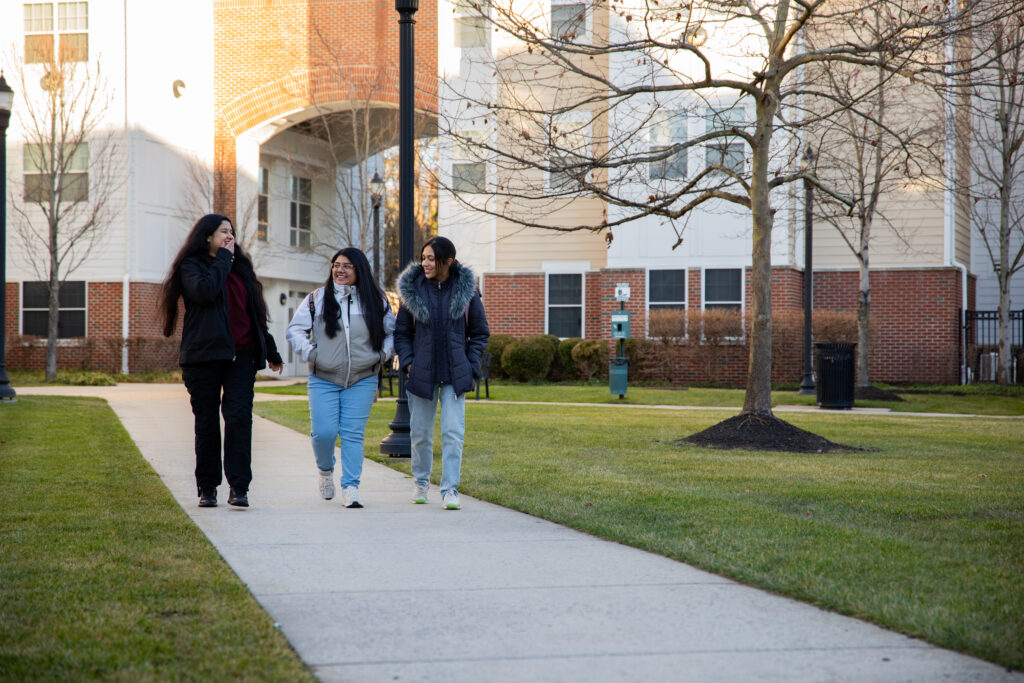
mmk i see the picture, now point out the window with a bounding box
[24,2,88,63]
[649,269,686,311]
[452,131,486,193]
[24,142,89,204]
[548,119,589,192]
[703,268,742,311]
[454,0,487,48]
[551,1,588,41]
[649,110,687,180]
[290,176,312,248]
[547,273,583,338]
[21,280,86,338]
[705,107,747,175]
[257,167,269,241]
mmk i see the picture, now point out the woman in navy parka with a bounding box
[394,236,489,510]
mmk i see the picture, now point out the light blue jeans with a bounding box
[408,384,466,495]
[308,374,377,488]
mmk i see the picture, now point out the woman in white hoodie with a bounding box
[287,248,395,508]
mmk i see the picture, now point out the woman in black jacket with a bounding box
[159,214,283,508]
[394,236,489,510]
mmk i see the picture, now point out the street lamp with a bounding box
[369,171,384,284]
[0,71,16,402]
[380,0,418,457]
[798,145,816,396]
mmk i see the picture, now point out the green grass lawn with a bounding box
[254,399,1024,670]
[256,379,1024,415]
[0,396,313,681]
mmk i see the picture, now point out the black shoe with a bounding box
[228,487,249,507]
[198,489,217,508]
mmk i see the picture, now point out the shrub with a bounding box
[622,338,662,382]
[648,308,687,344]
[501,335,555,382]
[813,310,858,343]
[538,334,565,381]
[485,334,517,378]
[688,308,744,384]
[558,337,583,380]
[56,370,118,386]
[571,339,609,381]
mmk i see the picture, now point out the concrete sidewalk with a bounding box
[19,384,1022,682]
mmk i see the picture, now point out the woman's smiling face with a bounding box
[332,255,356,287]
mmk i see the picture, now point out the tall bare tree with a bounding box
[442,0,997,430]
[10,58,121,380]
[959,9,1024,384]
[809,55,943,391]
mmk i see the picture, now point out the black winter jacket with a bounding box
[394,262,489,399]
[178,247,283,369]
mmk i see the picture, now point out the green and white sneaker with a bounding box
[412,483,428,504]
[442,490,461,510]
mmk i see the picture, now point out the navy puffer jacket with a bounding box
[394,262,490,399]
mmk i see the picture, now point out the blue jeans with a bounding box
[308,374,377,488]
[408,384,466,495]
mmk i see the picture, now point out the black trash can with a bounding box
[815,342,856,409]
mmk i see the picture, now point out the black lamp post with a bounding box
[369,171,384,284]
[798,145,816,396]
[0,72,16,402]
[380,0,417,457]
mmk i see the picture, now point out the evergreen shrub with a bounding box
[501,335,555,382]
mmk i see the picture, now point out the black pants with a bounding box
[182,350,257,494]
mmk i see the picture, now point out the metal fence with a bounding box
[962,309,1023,383]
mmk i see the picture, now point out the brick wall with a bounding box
[481,273,546,337]
[814,268,965,383]
[4,281,177,374]
[479,266,965,385]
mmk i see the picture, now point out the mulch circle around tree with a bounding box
[680,413,863,454]
[854,385,905,402]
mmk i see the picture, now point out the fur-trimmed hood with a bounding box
[397,262,479,324]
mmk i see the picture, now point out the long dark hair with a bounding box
[322,247,387,351]
[159,214,269,337]
[422,235,457,267]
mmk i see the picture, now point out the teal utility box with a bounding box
[611,310,630,339]
[610,358,628,397]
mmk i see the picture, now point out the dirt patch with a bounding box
[854,386,905,402]
[680,413,862,453]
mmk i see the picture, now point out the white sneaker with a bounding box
[442,490,461,510]
[318,471,335,500]
[342,486,363,508]
[411,483,428,504]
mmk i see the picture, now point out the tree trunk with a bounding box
[857,242,871,388]
[741,102,777,418]
[997,180,1013,385]
[45,274,60,381]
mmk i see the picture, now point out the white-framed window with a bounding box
[452,130,486,193]
[24,2,88,64]
[290,176,312,248]
[547,273,583,338]
[24,142,88,204]
[548,118,590,192]
[454,0,488,48]
[257,166,269,242]
[703,268,743,311]
[649,110,688,180]
[22,280,86,337]
[705,107,747,175]
[551,1,588,41]
[648,269,686,311]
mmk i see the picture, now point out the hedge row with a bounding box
[484,309,858,383]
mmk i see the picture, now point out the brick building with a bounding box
[2,0,437,376]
